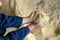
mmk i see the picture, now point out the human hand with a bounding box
[0,1,3,6]
[22,11,37,24]
[28,11,49,31]
[39,11,49,27]
[28,22,39,31]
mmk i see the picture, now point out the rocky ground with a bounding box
[0,0,60,40]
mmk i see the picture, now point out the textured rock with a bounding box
[0,0,60,40]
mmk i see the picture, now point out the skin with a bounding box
[0,1,3,6]
[0,0,49,31]
[22,11,37,24]
[25,11,49,31]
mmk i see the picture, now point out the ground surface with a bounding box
[0,0,60,40]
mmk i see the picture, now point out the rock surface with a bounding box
[0,0,60,40]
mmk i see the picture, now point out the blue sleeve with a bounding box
[0,13,23,28]
[0,26,30,40]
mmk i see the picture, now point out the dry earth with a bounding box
[0,0,60,40]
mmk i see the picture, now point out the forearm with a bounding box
[0,27,30,40]
[0,13,23,28]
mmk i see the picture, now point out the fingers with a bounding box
[39,11,49,27]
[0,1,3,6]
[28,11,49,29]
[39,11,47,17]
[39,16,49,28]
[29,11,36,17]
[39,20,48,27]
[29,11,49,28]
[29,11,37,22]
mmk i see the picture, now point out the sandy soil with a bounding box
[0,0,60,40]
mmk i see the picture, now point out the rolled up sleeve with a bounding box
[0,26,30,40]
[0,13,23,28]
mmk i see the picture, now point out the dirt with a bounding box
[0,0,60,40]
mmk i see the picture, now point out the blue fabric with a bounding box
[0,13,30,40]
[0,28,6,37]
[0,13,23,28]
[0,27,30,40]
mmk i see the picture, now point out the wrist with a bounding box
[22,17,30,24]
[28,25,34,31]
